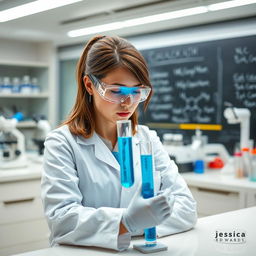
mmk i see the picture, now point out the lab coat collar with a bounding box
[76,133,120,171]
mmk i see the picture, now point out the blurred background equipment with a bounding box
[224,105,252,149]
[163,129,230,173]
[32,115,51,163]
[0,113,28,169]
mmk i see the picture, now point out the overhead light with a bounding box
[68,0,256,38]
[208,0,256,11]
[0,0,83,22]
[68,6,208,37]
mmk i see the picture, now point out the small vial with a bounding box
[117,120,134,188]
[140,141,157,246]
[249,149,256,182]
[234,152,243,178]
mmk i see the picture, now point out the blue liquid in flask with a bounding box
[118,136,134,188]
[141,154,157,245]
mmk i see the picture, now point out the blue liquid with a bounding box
[140,155,154,198]
[118,137,134,188]
[144,227,157,245]
[194,160,205,174]
[141,154,156,244]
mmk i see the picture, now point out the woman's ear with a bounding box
[83,75,93,95]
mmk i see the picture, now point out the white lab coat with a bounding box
[41,124,197,251]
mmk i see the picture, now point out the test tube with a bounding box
[140,140,157,246]
[117,120,134,188]
[234,152,244,178]
[249,148,256,182]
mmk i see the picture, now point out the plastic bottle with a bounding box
[31,77,40,94]
[12,77,20,93]
[20,75,32,94]
[2,77,13,94]
[241,147,251,177]
[173,134,183,146]
[249,149,256,182]
[162,133,174,146]
[234,152,243,178]
[193,130,205,174]
[0,77,3,93]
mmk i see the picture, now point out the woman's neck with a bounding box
[95,122,117,148]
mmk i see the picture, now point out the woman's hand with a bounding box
[122,186,172,233]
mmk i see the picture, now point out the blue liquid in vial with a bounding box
[141,154,157,244]
[144,227,157,245]
[118,137,134,188]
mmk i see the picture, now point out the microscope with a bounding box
[163,130,230,173]
[0,115,28,169]
[32,115,51,163]
[224,106,251,149]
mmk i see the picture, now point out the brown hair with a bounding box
[62,35,152,138]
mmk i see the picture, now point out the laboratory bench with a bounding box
[12,206,256,256]
[181,170,256,216]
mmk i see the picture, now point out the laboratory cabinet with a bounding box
[0,165,49,256]
[188,186,243,217]
[246,190,256,207]
[182,171,256,217]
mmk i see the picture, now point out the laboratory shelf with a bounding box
[0,93,49,98]
[0,60,49,68]
[0,57,54,151]
[17,121,37,128]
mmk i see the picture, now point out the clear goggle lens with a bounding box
[88,74,151,104]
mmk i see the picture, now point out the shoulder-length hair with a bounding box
[62,35,152,138]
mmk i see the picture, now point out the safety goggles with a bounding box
[88,74,151,104]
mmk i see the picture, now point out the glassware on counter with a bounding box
[234,152,244,178]
[249,149,256,182]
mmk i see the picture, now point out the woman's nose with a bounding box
[120,94,133,107]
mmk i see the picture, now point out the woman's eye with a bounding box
[111,90,121,94]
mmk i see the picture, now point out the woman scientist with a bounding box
[41,35,197,251]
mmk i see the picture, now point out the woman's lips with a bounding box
[117,112,130,117]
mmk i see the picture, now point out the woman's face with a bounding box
[86,66,141,128]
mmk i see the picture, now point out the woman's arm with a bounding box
[41,130,129,251]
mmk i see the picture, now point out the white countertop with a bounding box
[13,206,256,256]
[182,170,256,192]
[0,159,42,183]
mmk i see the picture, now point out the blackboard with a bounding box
[139,35,256,152]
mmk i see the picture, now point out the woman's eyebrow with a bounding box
[111,83,142,87]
